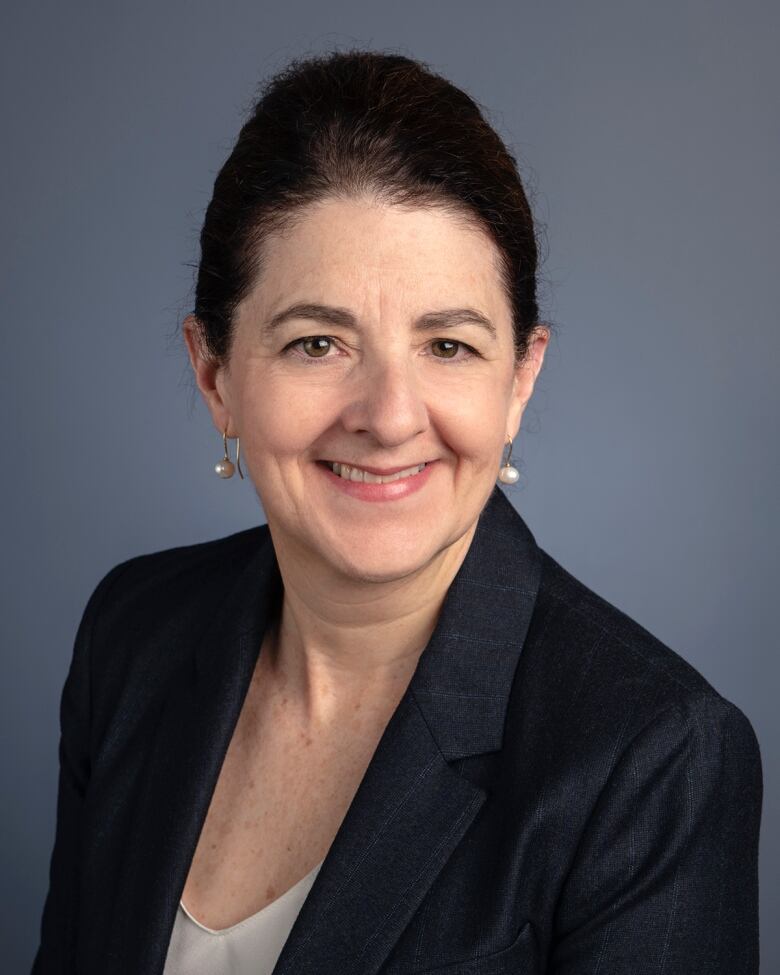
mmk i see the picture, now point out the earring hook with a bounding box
[215,426,244,479]
[498,434,520,486]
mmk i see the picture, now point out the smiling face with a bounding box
[185,196,548,585]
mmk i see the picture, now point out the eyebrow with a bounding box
[261,302,497,339]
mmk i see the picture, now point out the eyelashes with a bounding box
[281,335,481,364]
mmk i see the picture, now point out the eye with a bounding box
[430,339,478,361]
[283,336,338,360]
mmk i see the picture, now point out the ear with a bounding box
[182,314,235,436]
[506,325,550,437]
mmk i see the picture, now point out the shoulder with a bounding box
[97,523,269,592]
[79,522,271,655]
[515,546,761,773]
[71,526,270,725]
[539,549,764,966]
[83,523,269,626]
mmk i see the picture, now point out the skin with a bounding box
[184,195,549,734]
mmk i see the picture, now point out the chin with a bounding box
[324,538,439,584]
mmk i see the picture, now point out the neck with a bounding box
[258,520,478,729]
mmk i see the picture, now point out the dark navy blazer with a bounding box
[31,486,763,974]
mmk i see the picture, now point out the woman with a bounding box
[32,50,762,975]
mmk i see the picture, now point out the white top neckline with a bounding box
[178,858,326,936]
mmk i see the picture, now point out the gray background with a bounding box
[2,0,777,970]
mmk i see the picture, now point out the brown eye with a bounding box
[300,336,332,357]
[431,339,461,358]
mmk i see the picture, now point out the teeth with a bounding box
[328,462,426,484]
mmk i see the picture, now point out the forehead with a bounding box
[240,197,508,318]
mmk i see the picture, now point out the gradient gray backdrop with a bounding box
[2,1,777,970]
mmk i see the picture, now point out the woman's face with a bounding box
[186,197,548,584]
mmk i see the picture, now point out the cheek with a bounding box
[429,386,508,452]
[238,373,334,455]
[424,410,505,499]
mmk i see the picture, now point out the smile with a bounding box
[321,461,427,484]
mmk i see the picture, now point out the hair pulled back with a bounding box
[191,49,547,366]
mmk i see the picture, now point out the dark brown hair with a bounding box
[188,48,550,366]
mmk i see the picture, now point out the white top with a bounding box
[162,860,325,975]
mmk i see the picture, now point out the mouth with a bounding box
[317,460,431,484]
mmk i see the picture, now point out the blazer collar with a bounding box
[104,485,542,975]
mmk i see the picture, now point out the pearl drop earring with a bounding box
[215,426,244,479]
[498,435,520,485]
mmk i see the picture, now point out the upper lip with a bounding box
[321,460,433,475]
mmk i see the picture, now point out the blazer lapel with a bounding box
[104,485,542,975]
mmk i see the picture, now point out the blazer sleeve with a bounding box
[31,562,129,975]
[548,691,763,975]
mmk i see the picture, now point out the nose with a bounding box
[340,353,430,446]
